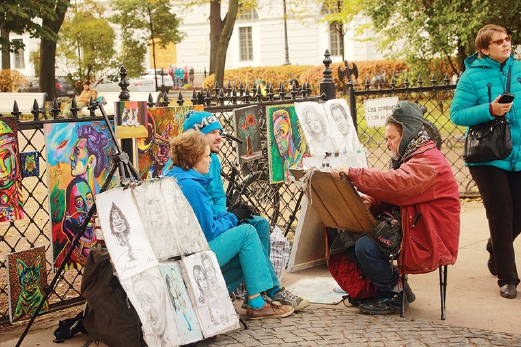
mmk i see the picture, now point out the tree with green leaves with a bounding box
[0,0,65,72]
[361,0,521,75]
[110,0,185,87]
[58,0,116,90]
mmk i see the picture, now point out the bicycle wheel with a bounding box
[237,171,281,227]
[423,118,442,150]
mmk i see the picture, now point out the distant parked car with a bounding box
[93,75,156,93]
[18,77,75,97]
[141,69,174,91]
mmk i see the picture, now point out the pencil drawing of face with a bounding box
[109,203,130,245]
[330,103,351,135]
[146,183,169,231]
[201,253,217,288]
[193,265,209,302]
[304,107,327,138]
[132,272,167,336]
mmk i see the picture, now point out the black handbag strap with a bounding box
[506,67,512,93]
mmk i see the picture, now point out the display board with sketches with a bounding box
[179,251,238,337]
[95,177,238,345]
[6,246,48,322]
[294,99,362,156]
[0,116,24,223]
[132,178,208,259]
[266,104,310,183]
[233,105,262,164]
[44,120,118,270]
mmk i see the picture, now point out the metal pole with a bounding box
[283,0,291,65]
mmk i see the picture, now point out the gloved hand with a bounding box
[229,202,254,223]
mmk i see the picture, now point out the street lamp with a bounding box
[283,0,291,65]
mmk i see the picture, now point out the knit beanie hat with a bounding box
[386,101,424,156]
[182,111,222,134]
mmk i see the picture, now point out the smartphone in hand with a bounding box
[498,93,515,104]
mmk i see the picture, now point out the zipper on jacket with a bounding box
[487,84,492,103]
[412,212,423,228]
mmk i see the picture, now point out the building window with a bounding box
[13,39,25,69]
[330,23,342,56]
[238,8,258,21]
[239,27,253,61]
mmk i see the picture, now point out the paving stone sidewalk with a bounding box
[198,306,521,347]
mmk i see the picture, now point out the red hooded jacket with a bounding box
[348,141,460,274]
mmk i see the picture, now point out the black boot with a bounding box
[358,292,407,315]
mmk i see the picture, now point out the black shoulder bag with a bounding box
[463,68,513,163]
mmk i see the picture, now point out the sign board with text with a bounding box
[364,97,399,127]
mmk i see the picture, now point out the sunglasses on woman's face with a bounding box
[489,35,511,46]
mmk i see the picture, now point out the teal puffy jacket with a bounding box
[450,53,521,170]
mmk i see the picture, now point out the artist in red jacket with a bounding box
[332,101,460,315]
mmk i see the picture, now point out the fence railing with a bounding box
[0,53,475,326]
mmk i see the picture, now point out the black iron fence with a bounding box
[0,53,474,325]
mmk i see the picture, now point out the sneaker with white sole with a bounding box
[241,293,280,309]
[270,287,310,311]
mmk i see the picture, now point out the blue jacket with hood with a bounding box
[450,53,521,170]
[164,166,238,242]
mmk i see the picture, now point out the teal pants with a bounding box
[209,223,279,296]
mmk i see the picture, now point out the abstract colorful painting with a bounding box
[233,105,262,165]
[114,101,148,139]
[7,246,48,322]
[44,120,117,270]
[266,105,310,183]
[0,116,24,222]
[159,260,203,344]
[137,105,203,179]
[20,151,40,178]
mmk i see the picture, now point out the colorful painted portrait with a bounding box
[114,101,148,139]
[233,105,262,164]
[44,120,117,270]
[137,105,203,179]
[0,117,24,222]
[20,151,40,178]
[159,261,203,345]
[266,105,310,183]
[7,246,48,322]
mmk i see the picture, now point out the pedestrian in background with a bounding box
[451,23,521,299]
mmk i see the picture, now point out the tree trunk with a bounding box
[213,0,239,89]
[40,3,68,101]
[1,26,10,69]
[209,0,223,77]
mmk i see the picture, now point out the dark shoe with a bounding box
[271,287,310,311]
[500,284,517,299]
[246,301,294,320]
[241,293,280,309]
[488,256,498,276]
[347,295,380,307]
[359,292,407,315]
[404,281,416,303]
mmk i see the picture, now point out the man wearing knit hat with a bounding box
[165,110,310,312]
[330,101,460,315]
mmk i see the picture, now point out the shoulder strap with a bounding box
[507,67,512,93]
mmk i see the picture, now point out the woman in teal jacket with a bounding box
[165,130,299,320]
[451,24,520,299]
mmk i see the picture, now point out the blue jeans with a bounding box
[346,235,398,293]
[209,223,279,296]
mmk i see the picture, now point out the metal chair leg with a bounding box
[439,265,448,320]
[400,274,407,318]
